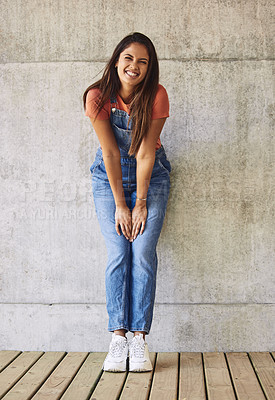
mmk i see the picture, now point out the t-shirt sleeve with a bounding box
[85,88,110,120]
[151,84,169,119]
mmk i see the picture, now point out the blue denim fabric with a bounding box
[90,95,171,335]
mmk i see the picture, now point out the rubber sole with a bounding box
[129,360,153,372]
[102,359,127,372]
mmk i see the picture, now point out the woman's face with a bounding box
[115,43,149,90]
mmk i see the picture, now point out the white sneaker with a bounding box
[102,332,128,372]
[129,333,153,372]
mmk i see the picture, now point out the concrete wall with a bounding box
[1,0,274,352]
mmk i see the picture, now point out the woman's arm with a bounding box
[89,118,132,240]
[132,117,167,240]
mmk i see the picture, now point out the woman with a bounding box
[83,32,171,372]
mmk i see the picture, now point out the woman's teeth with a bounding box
[126,70,139,77]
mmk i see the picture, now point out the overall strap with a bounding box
[110,94,117,112]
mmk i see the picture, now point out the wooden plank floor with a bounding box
[0,351,274,400]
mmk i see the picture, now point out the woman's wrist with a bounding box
[115,200,128,208]
[135,198,147,208]
[136,196,147,201]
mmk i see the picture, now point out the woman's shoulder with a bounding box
[155,84,169,101]
[153,83,169,104]
[86,87,103,103]
[157,83,168,92]
[151,84,169,119]
[85,87,111,119]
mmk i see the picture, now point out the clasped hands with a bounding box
[115,203,147,242]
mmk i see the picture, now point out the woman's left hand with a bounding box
[131,202,148,241]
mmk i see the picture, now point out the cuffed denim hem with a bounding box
[129,328,150,335]
[108,326,129,333]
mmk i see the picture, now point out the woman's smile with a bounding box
[125,70,140,78]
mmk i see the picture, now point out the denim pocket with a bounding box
[157,157,171,174]
[90,158,103,175]
[112,123,132,152]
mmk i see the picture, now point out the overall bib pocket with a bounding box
[112,123,132,152]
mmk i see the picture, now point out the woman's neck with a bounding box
[118,87,134,104]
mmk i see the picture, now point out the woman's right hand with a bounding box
[115,205,132,241]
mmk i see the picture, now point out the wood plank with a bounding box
[0,351,43,398]
[249,352,275,400]
[2,352,65,400]
[271,352,275,361]
[149,352,178,400]
[31,352,88,400]
[0,351,21,372]
[60,352,106,400]
[226,352,265,399]
[203,352,235,400]
[89,367,127,400]
[120,352,156,400]
[179,353,206,400]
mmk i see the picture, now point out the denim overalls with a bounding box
[90,95,171,335]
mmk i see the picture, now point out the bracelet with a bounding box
[136,197,147,201]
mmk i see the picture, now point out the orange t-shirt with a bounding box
[85,84,169,150]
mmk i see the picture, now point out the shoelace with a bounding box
[130,336,145,358]
[109,338,127,358]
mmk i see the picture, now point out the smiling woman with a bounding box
[83,32,171,373]
[83,32,165,156]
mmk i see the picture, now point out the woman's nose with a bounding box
[129,60,138,68]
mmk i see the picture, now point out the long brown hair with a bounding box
[83,32,159,156]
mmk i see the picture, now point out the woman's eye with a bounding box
[124,56,147,65]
